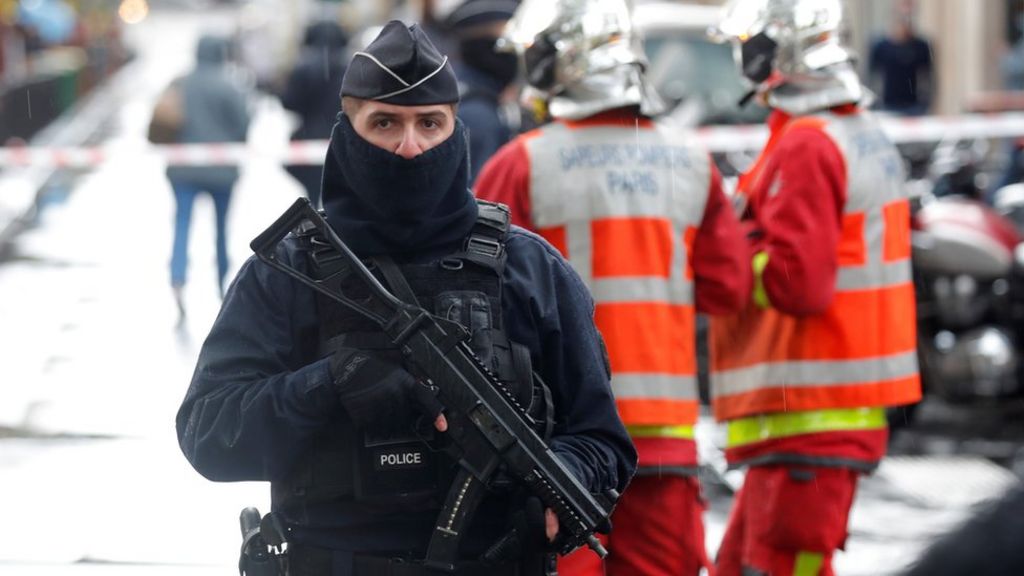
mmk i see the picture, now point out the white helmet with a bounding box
[501,0,664,119]
[713,0,866,115]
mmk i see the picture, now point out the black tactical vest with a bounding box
[272,201,552,519]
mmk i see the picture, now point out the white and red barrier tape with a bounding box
[3,112,1024,168]
[0,140,330,169]
[696,111,1024,153]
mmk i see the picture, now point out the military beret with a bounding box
[341,20,459,106]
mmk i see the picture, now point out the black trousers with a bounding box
[287,547,529,576]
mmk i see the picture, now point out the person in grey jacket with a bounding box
[166,35,250,317]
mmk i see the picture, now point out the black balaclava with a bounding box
[322,114,476,256]
[323,20,477,256]
[448,0,521,88]
[460,37,519,88]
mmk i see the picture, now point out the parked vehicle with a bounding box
[635,1,768,128]
[909,179,1024,423]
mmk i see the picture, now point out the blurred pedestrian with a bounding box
[476,1,751,574]
[991,12,1024,199]
[166,35,251,319]
[1002,12,1024,92]
[447,0,521,185]
[280,20,349,208]
[710,0,921,574]
[868,0,934,116]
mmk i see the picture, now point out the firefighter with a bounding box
[708,1,922,574]
[474,1,751,574]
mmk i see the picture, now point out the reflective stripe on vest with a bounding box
[715,350,918,396]
[710,111,921,421]
[526,121,711,429]
[726,408,887,448]
[627,424,695,440]
[793,552,826,576]
[614,374,700,425]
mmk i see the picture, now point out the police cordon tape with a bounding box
[0,140,331,169]
[697,111,1024,153]
[3,112,1024,168]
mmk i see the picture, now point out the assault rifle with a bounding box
[251,198,617,570]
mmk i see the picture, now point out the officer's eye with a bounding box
[422,118,439,129]
[374,118,393,130]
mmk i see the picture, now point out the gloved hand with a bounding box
[328,349,444,430]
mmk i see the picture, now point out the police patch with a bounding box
[373,448,429,471]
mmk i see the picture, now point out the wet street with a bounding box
[0,6,1021,576]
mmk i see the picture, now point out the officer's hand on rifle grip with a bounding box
[413,379,448,432]
[329,349,445,429]
[545,508,559,542]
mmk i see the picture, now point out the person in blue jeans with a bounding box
[165,35,251,319]
[170,181,232,293]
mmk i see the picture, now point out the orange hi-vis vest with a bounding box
[524,119,713,452]
[710,111,921,424]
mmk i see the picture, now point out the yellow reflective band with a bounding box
[793,551,825,576]
[626,425,695,440]
[531,97,548,124]
[727,408,887,448]
[752,251,771,309]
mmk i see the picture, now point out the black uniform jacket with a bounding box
[176,225,637,553]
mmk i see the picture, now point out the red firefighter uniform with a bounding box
[476,109,751,576]
[710,105,921,576]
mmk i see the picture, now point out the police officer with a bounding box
[475,1,750,574]
[175,21,636,576]
[447,0,522,185]
[708,1,922,574]
[280,20,350,208]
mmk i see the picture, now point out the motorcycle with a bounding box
[907,157,1024,424]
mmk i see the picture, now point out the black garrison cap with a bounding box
[447,0,519,31]
[341,20,459,106]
